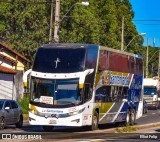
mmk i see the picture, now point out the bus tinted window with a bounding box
[32,47,86,73]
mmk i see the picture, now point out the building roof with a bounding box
[0,65,16,74]
[0,41,30,63]
[0,54,17,65]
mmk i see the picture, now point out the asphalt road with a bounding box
[0,108,160,141]
[135,108,160,125]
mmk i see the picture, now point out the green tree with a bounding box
[0,0,50,63]
[0,0,144,65]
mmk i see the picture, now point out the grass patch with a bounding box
[18,95,29,114]
[115,124,139,133]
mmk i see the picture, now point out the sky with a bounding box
[130,0,160,47]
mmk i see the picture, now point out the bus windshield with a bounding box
[144,87,157,95]
[32,47,86,73]
[30,77,82,106]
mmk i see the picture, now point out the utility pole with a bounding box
[151,63,153,77]
[158,48,160,79]
[146,38,149,78]
[121,16,124,51]
[49,0,54,43]
[54,0,60,43]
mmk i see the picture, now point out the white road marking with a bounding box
[152,113,156,114]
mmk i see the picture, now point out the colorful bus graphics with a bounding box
[23,44,143,131]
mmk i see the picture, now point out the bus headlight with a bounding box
[69,111,78,116]
[69,107,85,116]
[29,108,38,115]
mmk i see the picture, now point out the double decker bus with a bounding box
[23,43,143,131]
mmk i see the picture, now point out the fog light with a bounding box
[29,117,36,121]
[71,119,80,123]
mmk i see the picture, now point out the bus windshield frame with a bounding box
[30,77,83,106]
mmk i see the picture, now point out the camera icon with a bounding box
[2,134,11,139]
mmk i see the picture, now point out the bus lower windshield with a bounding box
[30,77,82,105]
[144,87,157,95]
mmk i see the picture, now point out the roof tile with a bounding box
[0,65,16,74]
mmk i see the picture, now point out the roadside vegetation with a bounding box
[115,124,139,133]
[18,95,29,116]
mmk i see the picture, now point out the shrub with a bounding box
[18,95,29,114]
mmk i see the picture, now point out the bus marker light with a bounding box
[83,115,88,120]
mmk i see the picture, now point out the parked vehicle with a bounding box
[0,99,23,129]
[143,100,148,114]
[143,78,160,109]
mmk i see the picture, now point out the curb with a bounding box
[134,122,160,131]
[23,119,28,123]
[112,122,160,133]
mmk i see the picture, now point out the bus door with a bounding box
[96,86,128,123]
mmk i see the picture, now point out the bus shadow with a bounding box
[5,122,133,133]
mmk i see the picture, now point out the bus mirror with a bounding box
[122,99,127,102]
[23,69,32,87]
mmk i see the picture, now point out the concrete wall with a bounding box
[0,73,16,100]
[14,70,24,101]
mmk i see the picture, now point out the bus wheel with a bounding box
[130,109,136,125]
[91,112,99,130]
[125,110,135,126]
[42,126,54,132]
[125,111,130,126]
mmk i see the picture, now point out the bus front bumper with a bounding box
[28,112,91,127]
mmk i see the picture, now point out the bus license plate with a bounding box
[49,120,57,124]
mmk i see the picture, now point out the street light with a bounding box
[51,1,89,43]
[123,33,146,51]
[60,2,89,22]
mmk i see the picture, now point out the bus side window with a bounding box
[123,87,128,99]
[84,84,92,102]
[95,86,111,102]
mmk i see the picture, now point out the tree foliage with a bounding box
[0,0,157,76]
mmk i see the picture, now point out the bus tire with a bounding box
[125,110,130,126]
[42,126,54,132]
[90,112,99,130]
[130,109,136,125]
[125,109,135,126]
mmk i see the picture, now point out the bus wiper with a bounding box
[59,101,76,106]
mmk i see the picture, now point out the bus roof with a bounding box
[100,46,143,59]
[40,43,143,59]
